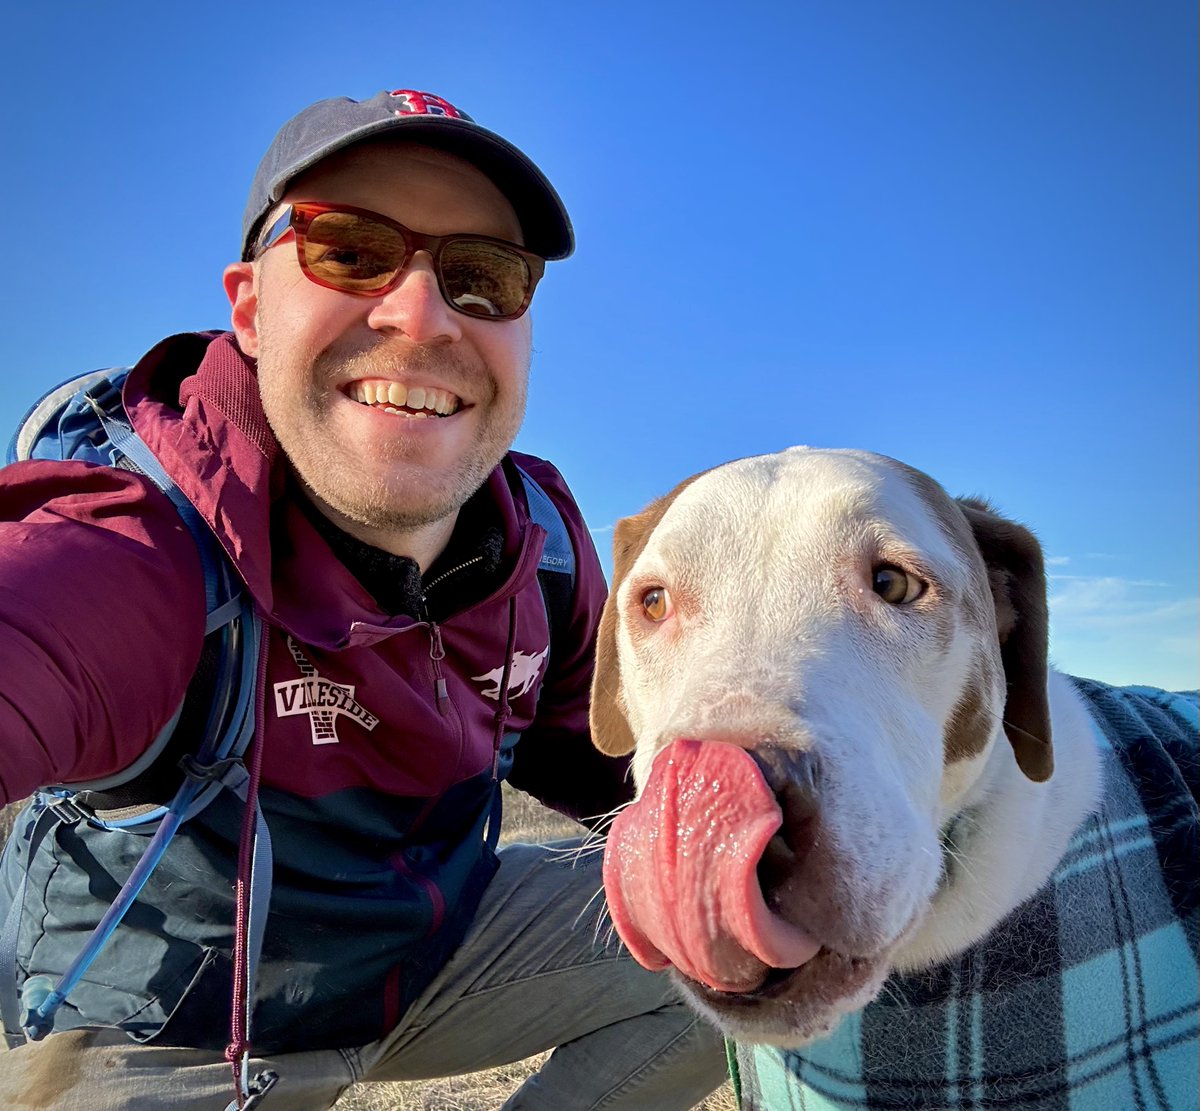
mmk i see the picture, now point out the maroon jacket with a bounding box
[0,332,629,1052]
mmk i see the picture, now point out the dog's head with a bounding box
[591,447,1051,1046]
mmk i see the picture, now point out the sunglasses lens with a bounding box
[439,240,533,318]
[294,207,536,317]
[303,211,406,292]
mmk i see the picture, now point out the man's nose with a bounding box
[365,252,462,344]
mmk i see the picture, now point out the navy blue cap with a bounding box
[241,89,573,261]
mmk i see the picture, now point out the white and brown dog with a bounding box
[592,447,1198,1110]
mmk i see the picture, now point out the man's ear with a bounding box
[590,474,705,757]
[957,498,1054,782]
[223,262,260,357]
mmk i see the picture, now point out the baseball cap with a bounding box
[241,88,573,262]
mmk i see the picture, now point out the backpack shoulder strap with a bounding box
[515,465,575,661]
[481,466,577,852]
[517,466,576,581]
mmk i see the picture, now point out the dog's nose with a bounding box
[749,747,821,896]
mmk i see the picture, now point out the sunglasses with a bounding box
[254,202,546,320]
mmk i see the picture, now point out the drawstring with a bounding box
[225,626,270,1107]
[490,597,519,779]
[482,597,519,851]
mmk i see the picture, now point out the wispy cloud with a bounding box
[1049,576,1182,614]
[1047,573,1198,689]
[1049,574,1171,593]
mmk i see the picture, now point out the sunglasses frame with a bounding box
[255,201,546,321]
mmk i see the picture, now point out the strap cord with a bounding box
[225,622,271,1106]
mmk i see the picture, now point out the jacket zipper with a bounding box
[427,621,449,714]
[419,553,487,714]
[422,553,484,598]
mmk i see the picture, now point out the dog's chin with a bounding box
[680,945,895,1047]
[688,836,948,1046]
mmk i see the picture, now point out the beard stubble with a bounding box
[254,315,527,537]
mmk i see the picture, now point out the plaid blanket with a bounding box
[730,679,1199,1111]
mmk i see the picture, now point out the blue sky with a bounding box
[1,1,1195,689]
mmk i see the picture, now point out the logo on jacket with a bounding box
[472,646,549,701]
[274,638,380,745]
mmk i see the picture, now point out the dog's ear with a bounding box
[591,477,702,756]
[956,498,1054,782]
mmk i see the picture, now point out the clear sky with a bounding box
[2,1,1195,689]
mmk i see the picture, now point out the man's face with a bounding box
[227,141,533,540]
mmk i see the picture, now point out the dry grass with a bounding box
[0,800,19,847]
[2,790,738,1109]
[335,1052,739,1111]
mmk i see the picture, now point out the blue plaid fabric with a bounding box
[731,680,1199,1111]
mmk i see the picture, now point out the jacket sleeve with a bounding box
[0,460,207,804]
[506,455,634,825]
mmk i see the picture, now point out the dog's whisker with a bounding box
[581,800,632,831]
[543,810,627,869]
[941,845,981,887]
[555,802,631,863]
[600,919,625,955]
[574,882,610,933]
[579,826,610,851]
[982,708,1051,751]
[570,885,626,956]
[545,841,607,866]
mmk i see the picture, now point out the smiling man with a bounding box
[0,89,724,1110]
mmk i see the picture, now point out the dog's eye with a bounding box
[641,588,672,622]
[872,565,925,605]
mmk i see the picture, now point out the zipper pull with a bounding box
[428,622,449,713]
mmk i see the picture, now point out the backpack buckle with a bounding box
[38,793,91,827]
[81,379,124,422]
[179,754,250,795]
[223,1069,279,1110]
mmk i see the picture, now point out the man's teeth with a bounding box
[347,381,459,416]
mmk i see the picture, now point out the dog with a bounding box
[590,447,1198,1111]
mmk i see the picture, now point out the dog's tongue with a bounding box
[604,739,821,993]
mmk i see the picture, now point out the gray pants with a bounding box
[0,840,726,1110]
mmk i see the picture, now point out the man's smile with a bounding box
[345,379,462,418]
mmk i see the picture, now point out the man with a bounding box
[0,88,725,1110]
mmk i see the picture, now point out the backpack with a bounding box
[0,367,576,1070]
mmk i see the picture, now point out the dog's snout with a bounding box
[749,747,821,895]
